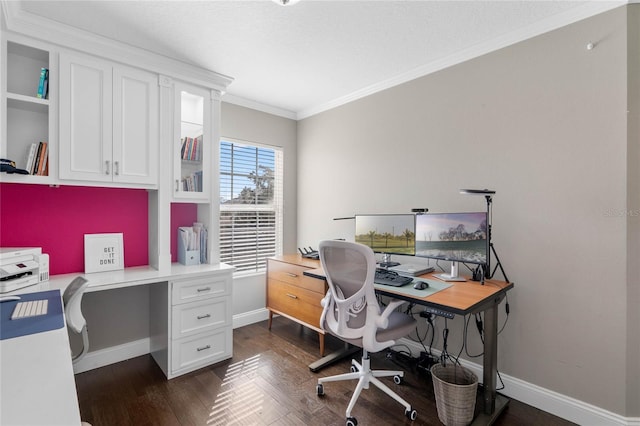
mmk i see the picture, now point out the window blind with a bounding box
[220,139,283,273]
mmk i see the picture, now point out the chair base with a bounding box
[317,350,414,420]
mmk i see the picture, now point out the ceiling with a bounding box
[9,1,625,119]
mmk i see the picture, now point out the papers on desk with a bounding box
[178,223,208,265]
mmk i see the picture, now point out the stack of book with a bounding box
[180,135,202,162]
[24,142,49,176]
[36,68,49,99]
[181,170,203,192]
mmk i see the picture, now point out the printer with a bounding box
[0,247,50,293]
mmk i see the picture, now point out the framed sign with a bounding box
[84,233,124,273]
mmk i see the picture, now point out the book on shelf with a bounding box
[36,68,49,99]
[36,142,48,176]
[180,137,187,159]
[25,143,38,173]
[189,137,197,161]
[194,135,202,161]
[27,141,48,175]
[32,142,43,174]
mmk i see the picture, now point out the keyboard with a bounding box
[374,269,413,287]
[11,299,49,320]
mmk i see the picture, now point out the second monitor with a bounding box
[415,212,488,281]
[354,214,416,267]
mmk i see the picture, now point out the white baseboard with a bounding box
[398,337,638,426]
[73,338,150,374]
[233,307,270,329]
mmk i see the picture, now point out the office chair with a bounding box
[62,276,90,363]
[315,240,418,426]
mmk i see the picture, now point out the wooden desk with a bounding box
[277,255,513,425]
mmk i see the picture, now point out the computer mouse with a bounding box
[413,281,429,290]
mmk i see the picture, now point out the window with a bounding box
[219,139,283,274]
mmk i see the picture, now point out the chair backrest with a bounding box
[63,276,90,363]
[62,276,89,334]
[318,240,382,350]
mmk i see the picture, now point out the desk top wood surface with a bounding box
[269,254,513,315]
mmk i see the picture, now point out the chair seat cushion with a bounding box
[324,311,417,350]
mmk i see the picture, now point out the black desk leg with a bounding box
[471,303,509,425]
[484,303,498,414]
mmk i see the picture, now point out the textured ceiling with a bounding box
[14,0,623,118]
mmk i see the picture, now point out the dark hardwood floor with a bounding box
[75,317,575,426]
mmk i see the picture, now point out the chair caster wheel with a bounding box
[346,417,358,426]
[316,383,324,396]
[405,408,417,421]
[350,365,358,373]
[393,375,403,385]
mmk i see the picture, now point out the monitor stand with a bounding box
[435,261,466,282]
[379,253,400,268]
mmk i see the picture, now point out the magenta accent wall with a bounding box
[0,183,149,275]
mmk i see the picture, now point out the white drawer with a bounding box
[171,274,230,305]
[171,328,232,373]
[172,296,230,339]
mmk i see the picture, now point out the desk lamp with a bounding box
[460,189,509,282]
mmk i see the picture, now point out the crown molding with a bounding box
[1,0,234,91]
[297,0,627,120]
[222,94,297,120]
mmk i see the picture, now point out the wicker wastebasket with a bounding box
[431,363,478,426]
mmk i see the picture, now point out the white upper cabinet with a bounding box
[59,52,158,186]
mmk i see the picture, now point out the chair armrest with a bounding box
[375,298,405,329]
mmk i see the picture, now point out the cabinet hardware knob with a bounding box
[286,293,298,299]
[197,345,211,352]
[197,314,211,320]
[105,161,110,175]
[176,179,179,191]
[197,287,211,292]
[114,161,119,176]
[285,272,298,278]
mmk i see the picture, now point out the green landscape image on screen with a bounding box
[355,214,415,255]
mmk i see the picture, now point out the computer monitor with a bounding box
[354,214,416,265]
[415,212,488,281]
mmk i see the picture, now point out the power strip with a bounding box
[421,307,455,319]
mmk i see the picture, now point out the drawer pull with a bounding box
[285,272,298,278]
[197,287,211,293]
[197,345,211,352]
[286,293,298,299]
[197,314,211,320]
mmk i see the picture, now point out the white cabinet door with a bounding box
[113,67,158,185]
[173,83,211,200]
[59,52,158,186]
[59,53,112,182]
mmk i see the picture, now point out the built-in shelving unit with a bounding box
[1,22,232,377]
[2,40,52,181]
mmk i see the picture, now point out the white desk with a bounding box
[1,263,235,425]
[0,294,82,426]
[11,263,234,296]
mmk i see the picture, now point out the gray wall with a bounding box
[221,102,298,316]
[626,6,640,418]
[297,6,635,417]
